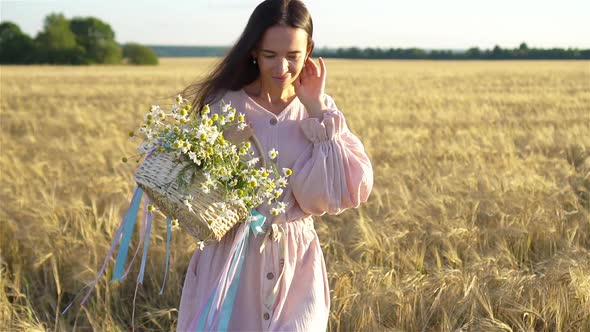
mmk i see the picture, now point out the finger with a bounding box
[299,65,308,80]
[319,57,327,80]
[308,58,320,77]
[303,58,312,77]
[294,75,302,90]
[305,57,314,76]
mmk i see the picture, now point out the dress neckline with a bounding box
[240,88,298,118]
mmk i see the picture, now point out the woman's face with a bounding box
[253,25,310,89]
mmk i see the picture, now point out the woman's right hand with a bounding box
[223,121,255,146]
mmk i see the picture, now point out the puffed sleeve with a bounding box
[290,94,374,216]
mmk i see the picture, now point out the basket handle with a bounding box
[248,133,268,169]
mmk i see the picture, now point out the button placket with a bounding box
[261,239,276,313]
[270,116,279,165]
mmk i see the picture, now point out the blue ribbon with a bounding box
[160,217,172,294]
[137,205,154,284]
[248,209,267,237]
[61,185,144,316]
[111,186,144,282]
[195,209,266,331]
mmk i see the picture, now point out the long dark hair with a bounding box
[181,0,314,116]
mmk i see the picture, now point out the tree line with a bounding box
[2,13,588,63]
[311,43,590,60]
[147,44,589,60]
[0,13,158,65]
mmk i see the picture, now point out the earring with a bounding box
[253,58,257,64]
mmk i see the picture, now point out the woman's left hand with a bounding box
[294,57,327,116]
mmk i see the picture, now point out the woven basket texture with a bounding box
[134,135,266,241]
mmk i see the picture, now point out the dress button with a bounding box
[266,272,275,280]
[270,118,278,125]
[263,312,270,320]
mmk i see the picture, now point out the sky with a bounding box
[1,0,589,50]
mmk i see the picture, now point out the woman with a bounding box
[177,0,373,331]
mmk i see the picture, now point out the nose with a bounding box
[277,58,288,73]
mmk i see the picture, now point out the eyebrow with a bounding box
[260,49,302,54]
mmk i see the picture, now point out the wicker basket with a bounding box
[134,135,266,242]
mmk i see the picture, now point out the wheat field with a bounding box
[1,58,589,331]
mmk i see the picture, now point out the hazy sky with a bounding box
[1,0,589,49]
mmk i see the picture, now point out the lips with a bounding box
[273,75,289,81]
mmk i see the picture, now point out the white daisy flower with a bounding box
[183,199,194,212]
[247,157,260,167]
[219,116,227,126]
[201,104,210,115]
[173,139,182,149]
[203,172,212,181]
[213,201,227,210]
[268,148,278,160]
[277,201,287,213]
[150,104,161,112]
[200,183,210,194]
[271,224,281,240]
[206,131,219,145]
[188,151,197,161]
[144,111,154,122]
[248,176,258,187]
[278,176,288,187]
[181,141,192,154]
[171,219,179,230]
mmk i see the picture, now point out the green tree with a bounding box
[123,43,159,65]
[35,13,86,64]
[69,17,122,64]
[515,42,529,59]
[491,45,507,59]
[466,47,482,58]
[0,22,37,63]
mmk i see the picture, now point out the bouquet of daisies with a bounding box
[128,94,291,244]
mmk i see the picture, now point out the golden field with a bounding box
[1,58,589,331]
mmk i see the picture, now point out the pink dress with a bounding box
[176,88,374,331]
